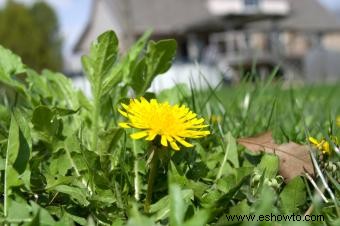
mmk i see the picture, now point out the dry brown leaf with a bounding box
[238,132,314,181]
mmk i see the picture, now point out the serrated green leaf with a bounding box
[217,132,239,180]
[122,31,151,80]
[7,116,20,164]
[0,46,27,96]
[53,185,90,206]
[91,189,116,204]
[26,69,50,98]
[170,184,189,226]
[169,161,189,186]
[98,127,124,154]
[65,134,81,153]
[0,45,25,75]
[31,105,65,143]
[82,30,119,155]
[7,199,32,221]
[28,210,40,226]
[280,176,306,214]
[31,106,55,133]
[225,132,239,167]
[0,67,27,95]
[126,204,156,226]
[13,128,30,174]
[45,175,76,190]
[49,153,72,175]
[111,218,124,226]
[77,91,92,111]
[230,199,250,215]
[6,166,22,188]
[30,202,56,226]
[131,39,177,95]
[82,30,119,95]
[101,30,151,96]
[256,154,279,179]
[183,209,210,226]
[242,186,277,226]
[149,40,177,75]
[150,186,193,221]
[7,115,30,174]
[206,174,250,219]
[42,70,80,108]
[52,107,79,117]
[64,212,87,226]
[13,109,32,149]
[81,55,93,82]
[220,200,250,225]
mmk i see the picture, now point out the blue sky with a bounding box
[0,0,339,56]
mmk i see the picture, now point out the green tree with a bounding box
[0,0,63,72]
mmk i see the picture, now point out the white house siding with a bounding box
[71,63,223,97]
[207,0,243,15]
[207,0,289,16]
[261,0,290,15]
[305,46,340,82]
[323,33,340,51]
[149,63,223,93]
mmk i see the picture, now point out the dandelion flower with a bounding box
[309,137,330,155]
[118,97,210,150]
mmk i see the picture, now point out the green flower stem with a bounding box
[133,138,140,201]
[144,148,159,213]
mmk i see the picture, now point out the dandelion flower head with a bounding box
[118,97,210,150]
[309,137,331,155]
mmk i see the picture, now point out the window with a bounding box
[244,0,259,7]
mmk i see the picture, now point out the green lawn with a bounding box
[0,31,339,226]
[214,82,340,141]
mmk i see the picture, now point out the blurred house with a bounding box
[235,0,340,82]
[70,0,340,86]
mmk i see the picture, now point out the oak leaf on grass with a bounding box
[237,132,314,181]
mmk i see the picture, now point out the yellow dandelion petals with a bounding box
[131,131,148,139]
[118,97,210,150]
[161,135,168,147]
[308,136,331,155]
[308,137,319,146]
[322,141,330,154]
[118,122,131,128]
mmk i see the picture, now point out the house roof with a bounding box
[96,0,288,34]
[74,0,340,53]
[282,0,340,31]
[74,0,216,52]
[126,0,213,34]
[248,0,340,32]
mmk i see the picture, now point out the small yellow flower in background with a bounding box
[118,97,210,151]
[210,115,222,124]
[337,116,340,127]
[309,137,331,155]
